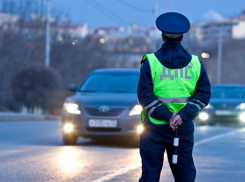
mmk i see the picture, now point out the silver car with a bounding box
[198,84,245,125]
[61,68,143,145]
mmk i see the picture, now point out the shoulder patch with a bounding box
[141,55,147,64]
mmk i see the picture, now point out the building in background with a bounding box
[92,24,155,38]
[201,18,238,45]
[0,13,21,28]
[0,12,89,39]
[91,24,154,53]
[232,21,245,40]
[232,8,245,40]
[189,8,245,46]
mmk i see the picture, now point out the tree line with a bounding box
[0,0,151,114]
[1,0,244,114]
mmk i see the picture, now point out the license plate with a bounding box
[215,110,233,116]
[88,119,117,128]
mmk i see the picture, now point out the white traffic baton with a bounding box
[172,129,179,164]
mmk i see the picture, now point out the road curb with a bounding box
[0,113,61,121]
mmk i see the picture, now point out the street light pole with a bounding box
[217,26,223,84]
[167,0,172,12]
[152,0,158,51]
[154,0,158,20]
[45,0,51,67]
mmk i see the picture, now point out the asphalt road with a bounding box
[0,121,245,182]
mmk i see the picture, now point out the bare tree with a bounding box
[12,65,61,113]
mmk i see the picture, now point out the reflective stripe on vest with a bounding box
[141,53,201,124]
[158,97,190,104]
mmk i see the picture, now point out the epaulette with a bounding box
[140,55,147,65]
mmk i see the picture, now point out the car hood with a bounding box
[210,98,245,105]
[65,92,138,107]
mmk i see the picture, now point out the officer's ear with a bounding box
[161,34,166,42]
[180,35,184,41]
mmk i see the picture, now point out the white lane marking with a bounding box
[91,128,245,182]
[91,163,141,182]
[0,150,27,157]
[195,128,245,146]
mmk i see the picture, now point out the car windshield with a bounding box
[78,71,139,93]
[212,87,245,99]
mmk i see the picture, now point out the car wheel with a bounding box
[63,133,78,145]
[208,121,216,126]
[198,121,208,126]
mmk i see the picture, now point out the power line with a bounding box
[117,0,153,13]
[84,0,126,25]
[93,0,129,24]
[84,1,120,25]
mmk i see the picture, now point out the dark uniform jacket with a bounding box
[137,41,211,122]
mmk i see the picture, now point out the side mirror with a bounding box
[68,84,77,92]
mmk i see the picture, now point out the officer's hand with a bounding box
[169,112,178,130]
[173,115,183,129]
[169,113,178,130]
[171,112,178,119]
[169,115,183,131]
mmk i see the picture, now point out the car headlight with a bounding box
[137,124,144,134]
[63,123,74,132]
[129,105,142,116]
[205,104,213,109]
[239,113,245,122]
[199,112,209,121]
[63,103,81,115]
[235,103,245,110]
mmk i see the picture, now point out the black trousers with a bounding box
[139,117,196,182]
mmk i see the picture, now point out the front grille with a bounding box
[86,128,121,132]
[210,116,240,123]
[213,104,236,110]
[84,107,124,116]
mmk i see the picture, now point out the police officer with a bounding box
[137,12,211,182]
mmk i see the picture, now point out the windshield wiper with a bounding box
[78,90,97,92]
[111,90,130,93]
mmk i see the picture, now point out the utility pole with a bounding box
[167,0,172,12]
[217,26,223,84]
[154,0,158,20]
[152,0,158,51]
[45,0,51,67]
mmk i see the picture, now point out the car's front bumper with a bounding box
[61,111,142,138]
[198,110,245,124]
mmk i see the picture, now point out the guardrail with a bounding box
[0,112,61,121]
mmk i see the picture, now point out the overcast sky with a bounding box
[51,0,245,29]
